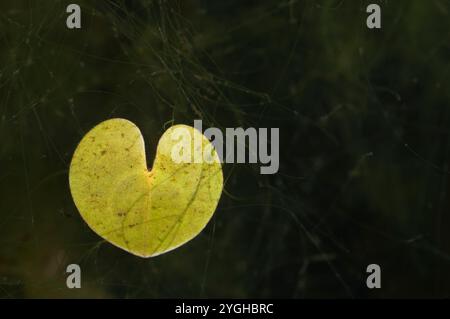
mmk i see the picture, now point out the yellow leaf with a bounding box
[69,118,223,257]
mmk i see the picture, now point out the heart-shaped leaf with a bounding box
[69,118,223,257]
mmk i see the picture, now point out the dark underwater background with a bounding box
[1,0,450,298]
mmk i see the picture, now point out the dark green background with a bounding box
[1,0,450,298]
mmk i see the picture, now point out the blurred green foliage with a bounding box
[1,0,450,298]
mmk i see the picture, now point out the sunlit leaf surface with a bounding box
[69,118,223,257]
